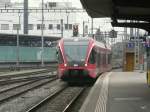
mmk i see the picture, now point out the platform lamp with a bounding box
[16,12,21,70]
[41,0,44,67]
[66,11,70,34]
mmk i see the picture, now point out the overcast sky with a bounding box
[11,0,82,8]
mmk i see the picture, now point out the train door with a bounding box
[96,48,101,73]
[125,53,134,71]
[147,47,150,86]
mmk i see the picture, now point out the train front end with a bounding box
[57,38,96,82]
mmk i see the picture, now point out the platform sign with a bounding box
[127,43,134,48]
[130,36,146,42]
[143,42,150,48]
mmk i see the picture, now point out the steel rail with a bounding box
[0,69,55,79]
[0,71,57,85]
[25,85,67,112]
[0,75,57,94]
[62,87,85,112]
[25,87,85,112]
[0,71,56,85]
[0,80,39,94]
[0,77,57,104]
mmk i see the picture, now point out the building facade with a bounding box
[0,1,88,37]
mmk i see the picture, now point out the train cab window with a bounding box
[64,41,88,62]
[88,49,96,64]
[57,47,64,64]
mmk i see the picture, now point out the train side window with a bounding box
[100,52,103,65]
[105,53,108,64]
[57,47,64,64]
[98,53,101,66]
[96,53,99,66]
[108,53,112,64]
[102,54,104,65]
[103,54,106,65]
[88,49,96,64]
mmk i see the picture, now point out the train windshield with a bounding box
[64,41,88,62]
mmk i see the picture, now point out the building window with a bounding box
[49,24,53,30]
[37,24,45,30]
[49,2,56,8]
[13,24,21,30]
[37,24,41,30]
[69,24,72,30]
[45,4,48,8]
[28,24,34,30]
[57,24,60,30]
[65,24,68,30]
[1,24,9,30]
[65,24,72,30]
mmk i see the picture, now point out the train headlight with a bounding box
[85,64,87,67]
[64,64,67,67]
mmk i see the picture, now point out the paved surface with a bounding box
[80,71,150,112]
[107,72,150,112]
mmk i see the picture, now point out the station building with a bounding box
[0,1,89,37]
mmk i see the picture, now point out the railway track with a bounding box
[25,86,85,112]
[0,72,57,94]
[0,68,56,80]
[0,80,36,94]
[0,77,57,104]
[0,68,91,112]
[0,71,57,85]
[0,79,66,112]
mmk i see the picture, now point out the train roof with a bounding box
[62,37,91,42]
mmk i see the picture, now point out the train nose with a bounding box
[82,70,89,76]
[63,69,89,78]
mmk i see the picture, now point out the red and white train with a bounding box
[57,37,112,82]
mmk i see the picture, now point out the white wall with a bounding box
[0,11,77,37]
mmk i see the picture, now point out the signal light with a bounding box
[73,25,78,37]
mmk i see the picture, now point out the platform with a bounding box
[80,70,150,112]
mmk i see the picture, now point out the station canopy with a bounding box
[80,0,150,32]
[0,33,61,47]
